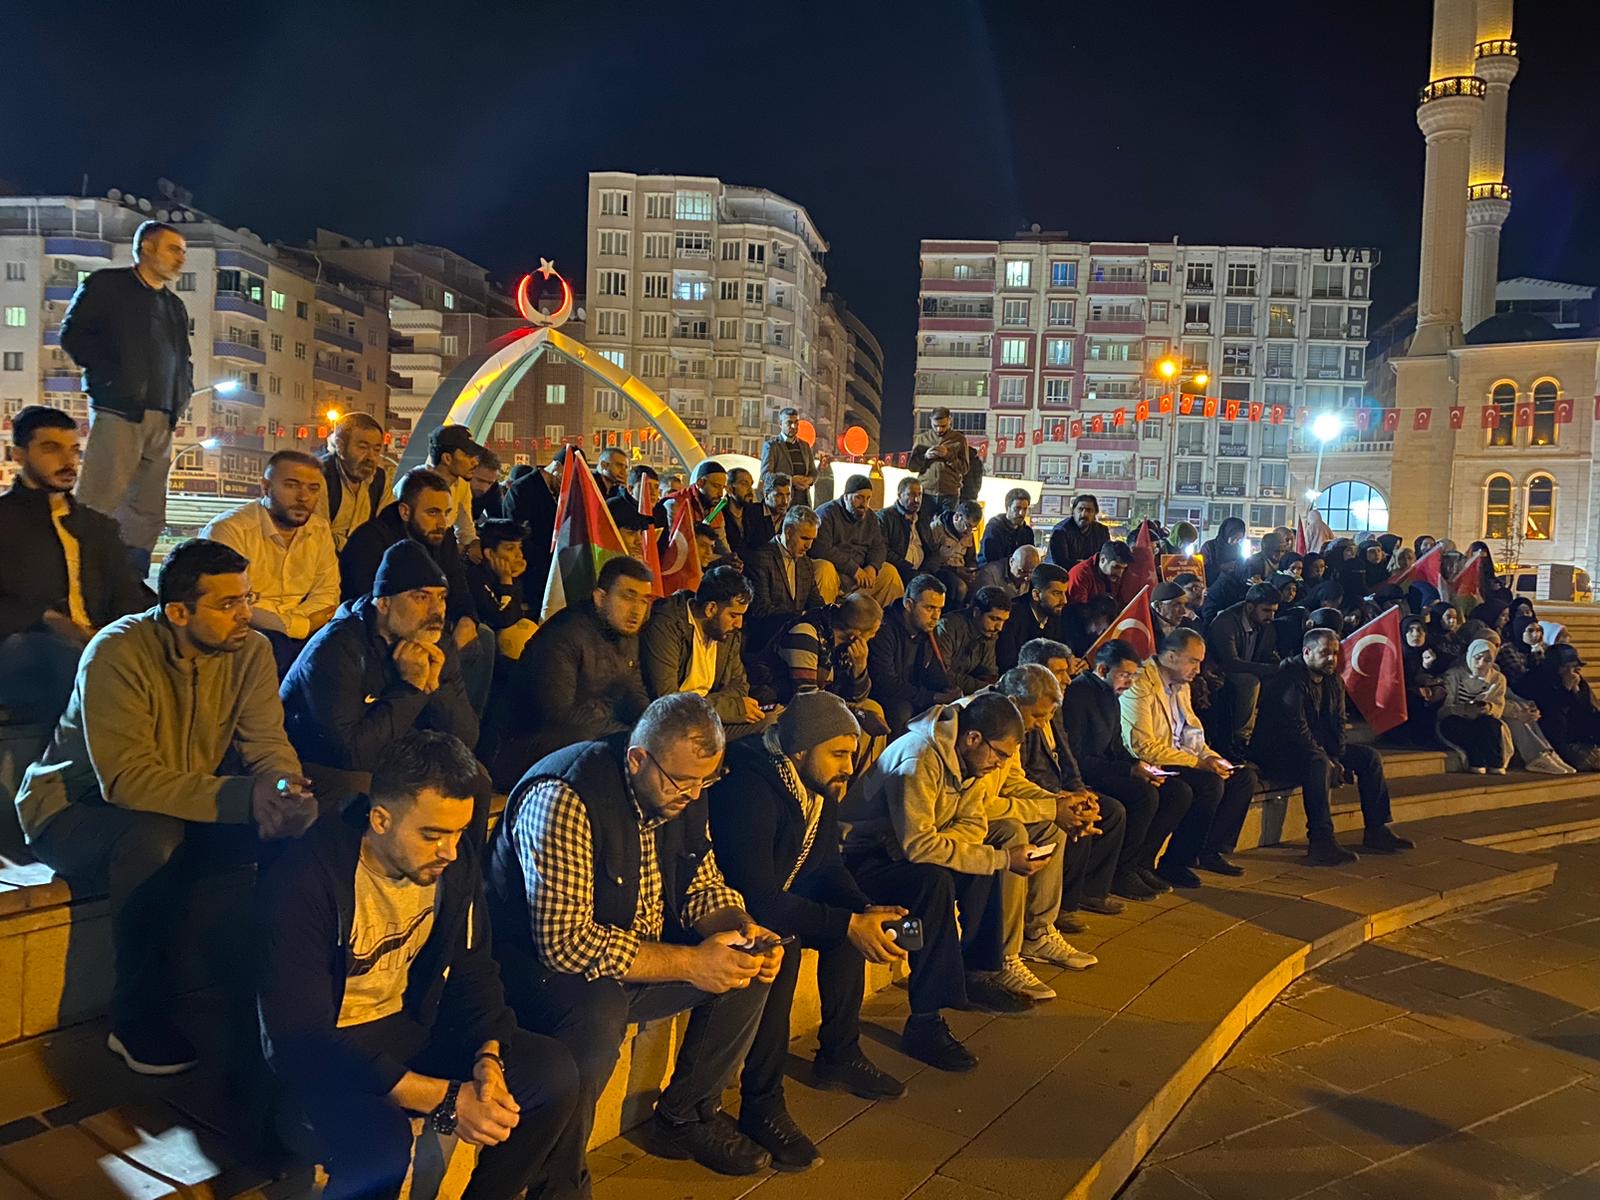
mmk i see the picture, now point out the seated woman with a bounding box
[1468,629,1573,774]
[1399,616,1444,746]
[1424,600,1466,672]
[1437,638,1514,774]
[1500,604,1546,691]
[1518,646,1600,772]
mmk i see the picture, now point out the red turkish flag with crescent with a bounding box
[1158,395,1173,414]
[1014,432,1026,449]
[1112,407,1126,427]
[1032,427,1044,445]
[1515,401,1534,428]
[1339,605,1408,735]
[1355,408,1373,431]
[1202,398,1218,418]
[1449,406,1465,430]
[1382,409,1401,432]
[1179,397,1195,415]
[1090,414,1105,433]
[1480,405,1499,430]
[1069,419,1083,438]
[1270,404,1285,425]
[1224,399,1239,421]
[1413,408,1433,431]
[1052,421,1066,441]
[1083,585,1156,663]
[658,492,703,596]
[1390,541,1445,591]
[1135,400,1150,422]
[1248,401,1264,423]
[1556,398,1573,424]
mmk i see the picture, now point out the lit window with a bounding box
[270,290,286,311]
[1488,382,1516,447]
[1531,381,1558,446]
[444,291,456,310]
[1000,337,1028,366]
[1050,261,1077,288]
[1483,474,1513,539]
[1004,260,1031,288]
[1313,480,1389,534]
[1045,338,1073,366]
[675,191,713,221]
[3,307,25,327]
[1525,474,1554,539]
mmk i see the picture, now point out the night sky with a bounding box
[6,2,1598,448]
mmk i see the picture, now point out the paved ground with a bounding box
[1122,840,1600,1200]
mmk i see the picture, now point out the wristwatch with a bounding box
[431,1080,463,1136]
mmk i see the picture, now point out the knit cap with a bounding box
[773,692,860,756]
[373,540,447,597]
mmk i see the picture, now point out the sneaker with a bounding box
[1112,870,1160,901]
[1137,866,1174,894]
[1526,753,1571,776]
[1471,766,1488,775]
[1055,911,1088,934]
[651,1109,771,1175]
[107,1022,198,1076]
[738,1106,821,1173]
[962,971,1036,1014]
[1305,839,1359,866]
[1155,861,1203,889]
[1489,766,1507,775]
[994,956,1057,1001]
[813,1049,906,1100]
[1022,926,1099,971]
[1079,894,1125,916]
[902,1014,978,1072]
[1196,851,1245,877]
[1362,826,1415,853]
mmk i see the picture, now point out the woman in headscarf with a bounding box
[1414,534,1438,559]
[1388,545,1415,578]
[1357,539,1391,590]
[1501,604,1547,691]
[1270,572,1305,654]
[1400,615,1445,745]
[1278,551,1305,579]
[1198,516,1247,587]
[1303,579,1345,615]
[1437,638,1514,773]
[1301,554,1327,587]
[1465,629,1573,773]
[1466,540,1499,591]
[1425,600,1466,671]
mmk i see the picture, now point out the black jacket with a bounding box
[708,741,870,948]
[876,504,937,583]
[1047,517,1109,570]
[503,469,560,602]
[1249,656,1346,769]
[812,498,887,579]
[465,560,529,631]
[60,266,193,425]
[867,603,953,725]
[317,452,389,526]
[1518,664,1600,751]
[738,504,780,557]
[1206,602,1280,679]
[0,484,150,640]
[1201,569,1250,626]
[257,807,514,1097]
[979,518,1035,567]
[760,436,818,507]
[936,609,1000,693]
[1021,712,1087,794]
[339,503,474,624]
[996,592,1067,673]
[1061,671,1139,788]
[743,539,820,654]
[279,597,478,772]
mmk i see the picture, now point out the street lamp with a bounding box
[171,436,220,464]
[1156,358,1212,526]
[1306,411,1344,508]
[192,379,242,399]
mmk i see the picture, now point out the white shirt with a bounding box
[201,497,341,640]
[680,615,718,695]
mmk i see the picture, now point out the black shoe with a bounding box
[107,1021,198,1076]
[1306,839,1359,867]
[651,1110,771,1175]
[1056,911,1088,934]
[1136,866,1174,895]
[1155,862,1203,889]
[1079,894,1126,915]
[1196,851,1245,877]
[962,972,1034,1014]
[738,1106,821,1173]
[813,1050,907,1100]
[1362,826,1415,853]
[902,1015,978,1072]
[1112,870,1161,900]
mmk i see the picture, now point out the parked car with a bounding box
[1503,562,1592,603]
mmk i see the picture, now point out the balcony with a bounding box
[768,262,797,284]
[43,371,82,394]
[1077,436,1137,450]
[1258,484,1287,498]
[215,290,267,321]
[43,284,76,303]
[1082,356,1143,375]
[1084,278,1146,296]
[43,327,61,347]
[1084,319,1145,335]
[220,388,266,409]
[217,248,271,276]
[44,236,111,261]
[919,315,993,334]
[764,380,793,400]
[213,339,266,365]
[1184,279,1215,295]
[313,363,362,389]
[920,274,996,294]
[316,283,365,317]
[1217,443,1250,457]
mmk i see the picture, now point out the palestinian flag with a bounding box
[540,449,629,621]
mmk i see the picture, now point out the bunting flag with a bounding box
[1112,407,1126,427]
[1202,398,1218,418]
[1556,398,1573,424]
[1382,409,1401,432]
[1339,605,1408,735]
[1051,420,1066,441]
[1389,540,1445,591]
[1158,395,1173,414]
[1515,401,1535,428]
[1180,396,1195,415]
[1031,427,1044,445]
[638,481,666,599]
[1270,404,1285,425]
[1248,401,1264,423]
[1413,408,1433,431]
[1069,419,1084,438]
[1449,406,1466,429]
[659,490,704,594]
[1135,400,1150,422]
[540,449,629,621]
[1480,405,1498,429]
[1083,586,1156,662]
[1090,414,1105,433]
[1225,399,1239,421]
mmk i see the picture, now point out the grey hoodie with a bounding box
[838,704,1009,875]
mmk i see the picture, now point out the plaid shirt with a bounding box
[512,776,746,981]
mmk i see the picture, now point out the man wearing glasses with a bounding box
[484,693,784,1180]
[14,538,315,1076]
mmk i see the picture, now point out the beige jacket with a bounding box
[1120,658,1207,768]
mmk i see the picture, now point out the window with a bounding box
[598,349,625,369]
[544,384,566,406]
[1222,343,1254,372]
[1484,474,1513,538]
[270,332,283,352]
[1004,260,1031,288]
[1223,303,1255,336]
[743,359,761,383]
[1259,462,1288,496]
[714,396,735,419]
[636,273,664,299]
[719,239,740,261]
[1002,299,1030,326]
[441,334,459,355]
[1309,305,1345,339]
[366,365,377,382]
[598,230,630,256]
[1045,337,1073,366]
[1047,299,1076,327]
[1043,377,1072,405]
[999,337,1028,366]
[598,270,628,297]
[3,307,25,327]
[1140,458,1161,480]
[1141,420,1164,440]
[715,357,738,379]
[1176,461,1203,489]
[1088,340,1136,362]
[296,300,308,319]
[1261,424,1290,457]
[1312,480,1389,534]
[443,291,456,311]
[1040,456,1070,479]
[596,309,628,336]
[719,280,740,301]
[1488,382,1516,447]
[674,231,712,257]
[997,376,1027,405]
[744,321,762,345]
[593,387,619,415]
[638,233,667,260]
[646,192,673,219]
[947,411,987,434]
[1532,380,1558,446]
[641,312,668,339]
[1266,304,1296,339]
[1151,262,1171,284]
[1185,262,1214,291]
[745,242,766,266]
[1311,265,1344,298]
[1307,344,1343,378]
[294,342,306,359]
[1050,261,1077,288]
[545,424,566,445]
[715,317,737,340]
[1263,342,1295,375]
[1183,301,1210,330]
[599,189,630,217]
[1269,262,1298,297]
[744,282,764,306]
[672,276,709,301]
[1226,262,1258,295]
[1525,474,1554,539]
[168,270,194,292]
[996,415,1025,441]
[2,352,21,371]
[1150,301,1169,322]
[1216,461,1247,492]
[675,190,713,221]
[1249,504,1287,528]
[1176,421,1207,455]
[639,353,668,377]
[740,398,762,427]
[268,290,285,311]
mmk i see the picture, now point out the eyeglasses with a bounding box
[642,749,727,801]
[205,591,259,614]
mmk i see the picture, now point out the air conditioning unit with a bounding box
[1232,367,1250,376]
[1265,366,1283,378]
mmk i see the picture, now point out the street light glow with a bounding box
[1305,488,1321,503]
[1312,412,1344,443]
[326,408,342,422]
[1193,371,1209,388]
[213,379,241,396]
[201,437,221,450]
[1158,358,1178,379]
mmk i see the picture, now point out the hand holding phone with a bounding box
[881,915,924,952]
[737,933,797,956]
[1026,842,1058,861]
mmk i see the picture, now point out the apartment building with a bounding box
[0,194,388,509]
[915,232,1377,532]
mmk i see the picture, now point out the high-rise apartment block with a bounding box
[915,234,1377,531]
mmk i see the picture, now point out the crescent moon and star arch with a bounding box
[399,258,706,476]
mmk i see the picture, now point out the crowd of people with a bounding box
[0,234,1591,1199]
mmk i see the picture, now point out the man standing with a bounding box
[504,448,564,601]
[1047,494,1109,570]
[910,407,970,516]
[471,448,506,522]
[65,220,193,575]
[0,405,149,723]
[743,505,822,653]
[721,467,758,553]
[974,544,1041,599]
[593,447,629,501]
[709,695,909,1170]
[641,566,766,730]
[995,563,1071,672]
[1250,629,1413,865]
[485,694,783,1177]
[1121,629,1257,888]
[760,407,817,507]
[1065,541,1132,606]
[401,425,487,562]
[811,474,903,608]
[317,412,389,552]
[937,585,1011,694]
[978,488,1035,567]
[201,449,340,677]
[868,574,960,735]
[257,732,584,1200]
[878,477,934,587]
[15,539,314,1074]
[1205,582,1282,757]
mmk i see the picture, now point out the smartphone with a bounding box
[882,915,924,952]
[1147,766,1177,778]
[1211,756,1236,771]
[1026,843,1058,861]
[737,933,797,956]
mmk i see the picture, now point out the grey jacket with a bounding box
[812,498,888,578]
[936,610,1000,693]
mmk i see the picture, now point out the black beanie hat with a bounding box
[374,540,447,598]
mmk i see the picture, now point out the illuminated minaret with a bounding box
[1409,0,1485,357]
[1461,0,1517,334]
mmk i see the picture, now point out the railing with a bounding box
[919,346,991,359]
[1469,182,1512,201]
[213,339,266,364]
[1475,38,1517,58]
[1184,280,1214,294]
[314,323,364,353]
[1419,75,1487,103]
[923,270,996,282]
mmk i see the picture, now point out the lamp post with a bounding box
[170,436,221,465]
[1304,410,1345,517]
[1157,357,1209,527]
[191,379,242,400]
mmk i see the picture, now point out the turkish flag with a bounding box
[1339,605,1408,735]
[1270,404,1285,425]
[656,490,703,598]
[1390,541,1445,591]
[1090,414,1105,433]
[1083,586,1156,662]
[1158,395,1173,414]
[1447,551,1484,603]
[1556,399,1573,424]
[1225,399,1239,421]
[1382,409,1400,432]
[1112,407,1126,427]
[1515,401,1534,428]
[1032,427,1044,445]
[1413,408,1433,431]
[1480,405,1498,429]
[1135,400,1150,422]
[1069,419,1084,438]
[1297,407,1310,425]
[1052,421,1066,441]
[1449,406,1465,429]
[1355,408,1373,431]
[1248,401,1264,423]
[1179,397,1195,415]
[1202,398,1218,418]
[1119,523,1158,604]
[638,488,666,599]
[1594,395,1600,420]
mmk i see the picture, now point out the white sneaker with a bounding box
[996,956,1056,1002]
[1022,926,1099,971]
[1527,753,1571,775]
